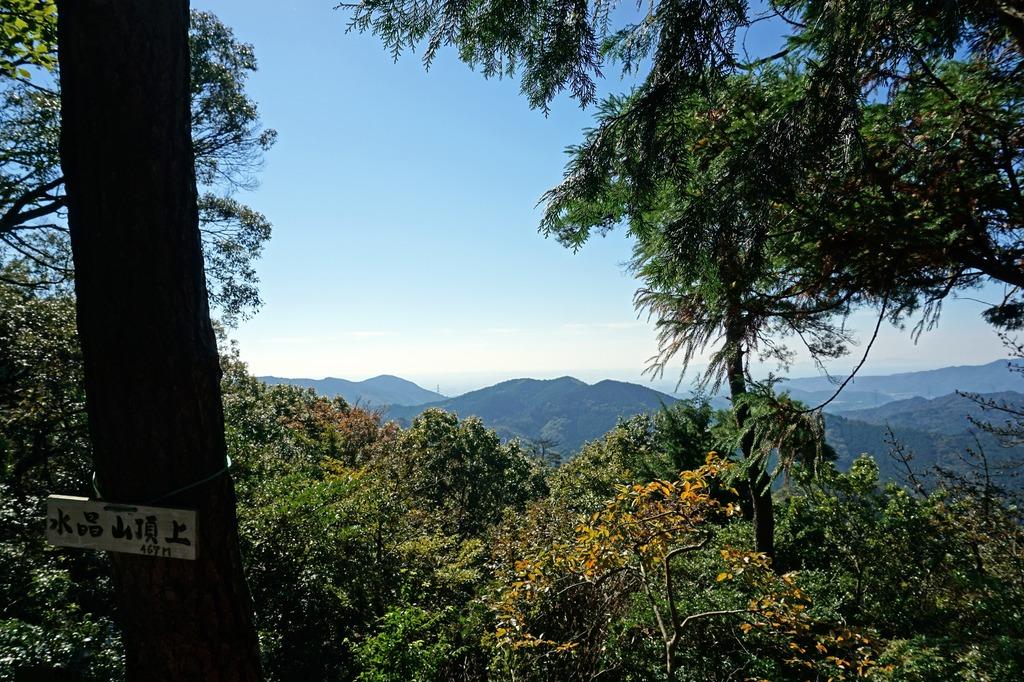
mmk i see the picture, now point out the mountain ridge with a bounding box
[384,376,678,454]
[782,358,1021,400]
[259,374,444,407]
[259,360,1024,478]
[838,390,1024,435]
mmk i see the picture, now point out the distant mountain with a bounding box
[385,376,678,454]
[259,374,444,407]
[823,391,1024,486]
[260,364,1024,485]
[787,388,901,413]
[783,359,1021,403]
[839,391,1024,435]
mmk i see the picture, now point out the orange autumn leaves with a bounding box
[494,453,884,678]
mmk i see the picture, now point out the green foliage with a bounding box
[347,0,1023,568]
[0,80,63,287]
[0,488,122,682]
[241,473,378,680]
[350,0,1024,329]
[223,369,543,680]
[777,456,1024,679]
[389,408,547,538]
[550,406,710,514]
[5,1,1019,677]
[781,51,1024,329]
[717,386,835,487]
[0,281,113,680]
[345,0,745,111]
[494,457,884,681]
[354,606,461,682]
[4,271,1024,681]
[0,10,275,323]
[534,63,852,557]
[0,283,547,681]
[653,398,715,472]
[190,10,277,189]
[221,351,383,481]
[0,277,87,494]
[6,241,1024,682]
[0,0,55,77]
[541,68,853,388]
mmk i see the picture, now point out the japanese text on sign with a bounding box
[45,495,197,560]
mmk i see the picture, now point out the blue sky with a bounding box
[199,0,1008,395]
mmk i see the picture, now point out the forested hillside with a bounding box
[841,391,1024,432]
[3,0,1024,680]
[824,413,1024,487]
[384,376,677,455]
[785,360,1023,399]
[275,374,1024,484]
[4,289,1023,679]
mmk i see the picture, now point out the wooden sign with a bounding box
[46,495,197,560]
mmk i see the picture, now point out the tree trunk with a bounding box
[724,320,775,561]
[56,2,263,679]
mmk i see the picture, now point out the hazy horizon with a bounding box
[256,350,1014,399]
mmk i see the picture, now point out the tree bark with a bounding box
[724,318,775,561]
[56,2,263,679]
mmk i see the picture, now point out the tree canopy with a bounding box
[0,0,55,77]
[0,8,275,323]
[2,2,1022,679]
[348,0,1023,331]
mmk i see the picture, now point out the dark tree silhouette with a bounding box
[56,1,263,678]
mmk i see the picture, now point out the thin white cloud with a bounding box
[343,330,396,339]
[598,321,645,330]
[559,321,645,333]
